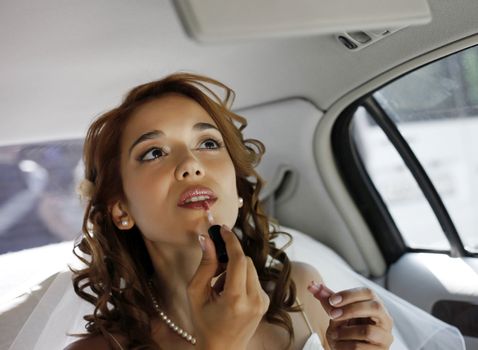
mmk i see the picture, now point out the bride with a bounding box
[63,73,393,349]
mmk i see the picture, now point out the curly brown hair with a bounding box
[72,72,300,349]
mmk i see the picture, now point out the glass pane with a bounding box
[0,140,84,254]
[373,45,478,252]
[351,107,450,250]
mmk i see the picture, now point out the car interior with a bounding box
[1,0,477,349]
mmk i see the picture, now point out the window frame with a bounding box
[332,92,475,262]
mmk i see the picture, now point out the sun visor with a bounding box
[174,0,431,43]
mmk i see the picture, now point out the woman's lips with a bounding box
[177,186,217,208]
[178,198,217,209]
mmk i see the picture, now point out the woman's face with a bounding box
[115,94,240,245]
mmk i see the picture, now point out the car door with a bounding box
[326,39,478,349]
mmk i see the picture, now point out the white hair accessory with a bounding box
[76,179,95,201]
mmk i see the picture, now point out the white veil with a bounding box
[278,226,466,350]
[7,270,93,349]
[6,226,465,350]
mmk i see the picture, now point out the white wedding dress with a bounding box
[302,333,323,350]
[4,227,465,350]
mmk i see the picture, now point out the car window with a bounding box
[351,45,478,253]
[0,140,83,254]
[351,107,450,250]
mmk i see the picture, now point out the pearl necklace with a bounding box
[147,280,197,345]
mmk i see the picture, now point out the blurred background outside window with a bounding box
[353,46,478,252]
[0,140,83,254]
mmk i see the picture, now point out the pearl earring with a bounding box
[238,197,243,208]
[121,219,129,226]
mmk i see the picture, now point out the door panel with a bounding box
[387,253,478,348]
[335,44,478,348]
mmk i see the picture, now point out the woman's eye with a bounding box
[199,138,222,149]
[140,147,166,161]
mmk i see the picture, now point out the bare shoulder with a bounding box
[289,261,330,341]
[289,261,325,306]
[290,261,324,286]
[64,334,121,350]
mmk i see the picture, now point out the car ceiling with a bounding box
[1,0,478,146]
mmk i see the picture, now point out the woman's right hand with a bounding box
[187,225,270,350]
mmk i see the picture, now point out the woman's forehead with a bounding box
[125,95,219,136]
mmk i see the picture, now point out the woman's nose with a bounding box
[174,153,205,181]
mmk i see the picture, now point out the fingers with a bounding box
[307,281,335,316]
[187,228,268,348]
[190,224,269,325]
[245,257,258,294]
[327,323,394,346]
[245,257,270,313]
[245,257,266,299]
[308,282,394,349]
[220,226,269,311]
[211,270,227,295]
[331,299,384,324]
[325,341,383,350]
[188,234,220,301]
[331,287,375,306]
[326,287,393,330]
[308,283,392,328]
[220,225,248,294]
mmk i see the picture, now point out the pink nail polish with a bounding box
[329,294,342,306]
[307,281,320,294]
[198,234,206,251]
[330,308,343,319]
[319,286,330,298]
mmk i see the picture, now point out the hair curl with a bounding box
[72,72,300,349]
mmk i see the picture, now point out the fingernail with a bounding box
[307,281,320,294]
[221,224,230,231]
[330,308,343,319]
[198,234,206,251]
[207,210,214,225]
[319,285,331,298]
[329,294,342,306]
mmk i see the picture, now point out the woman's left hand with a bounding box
[308,282,394,350]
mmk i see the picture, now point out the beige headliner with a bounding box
[1,0,477,146]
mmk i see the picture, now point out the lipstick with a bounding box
[202,202,228,263]
[202,201,214,224]
[208,225,228,263]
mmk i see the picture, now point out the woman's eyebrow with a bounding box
[129,130,164,155]
[193,122,219,132]
[128,122,219,155]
